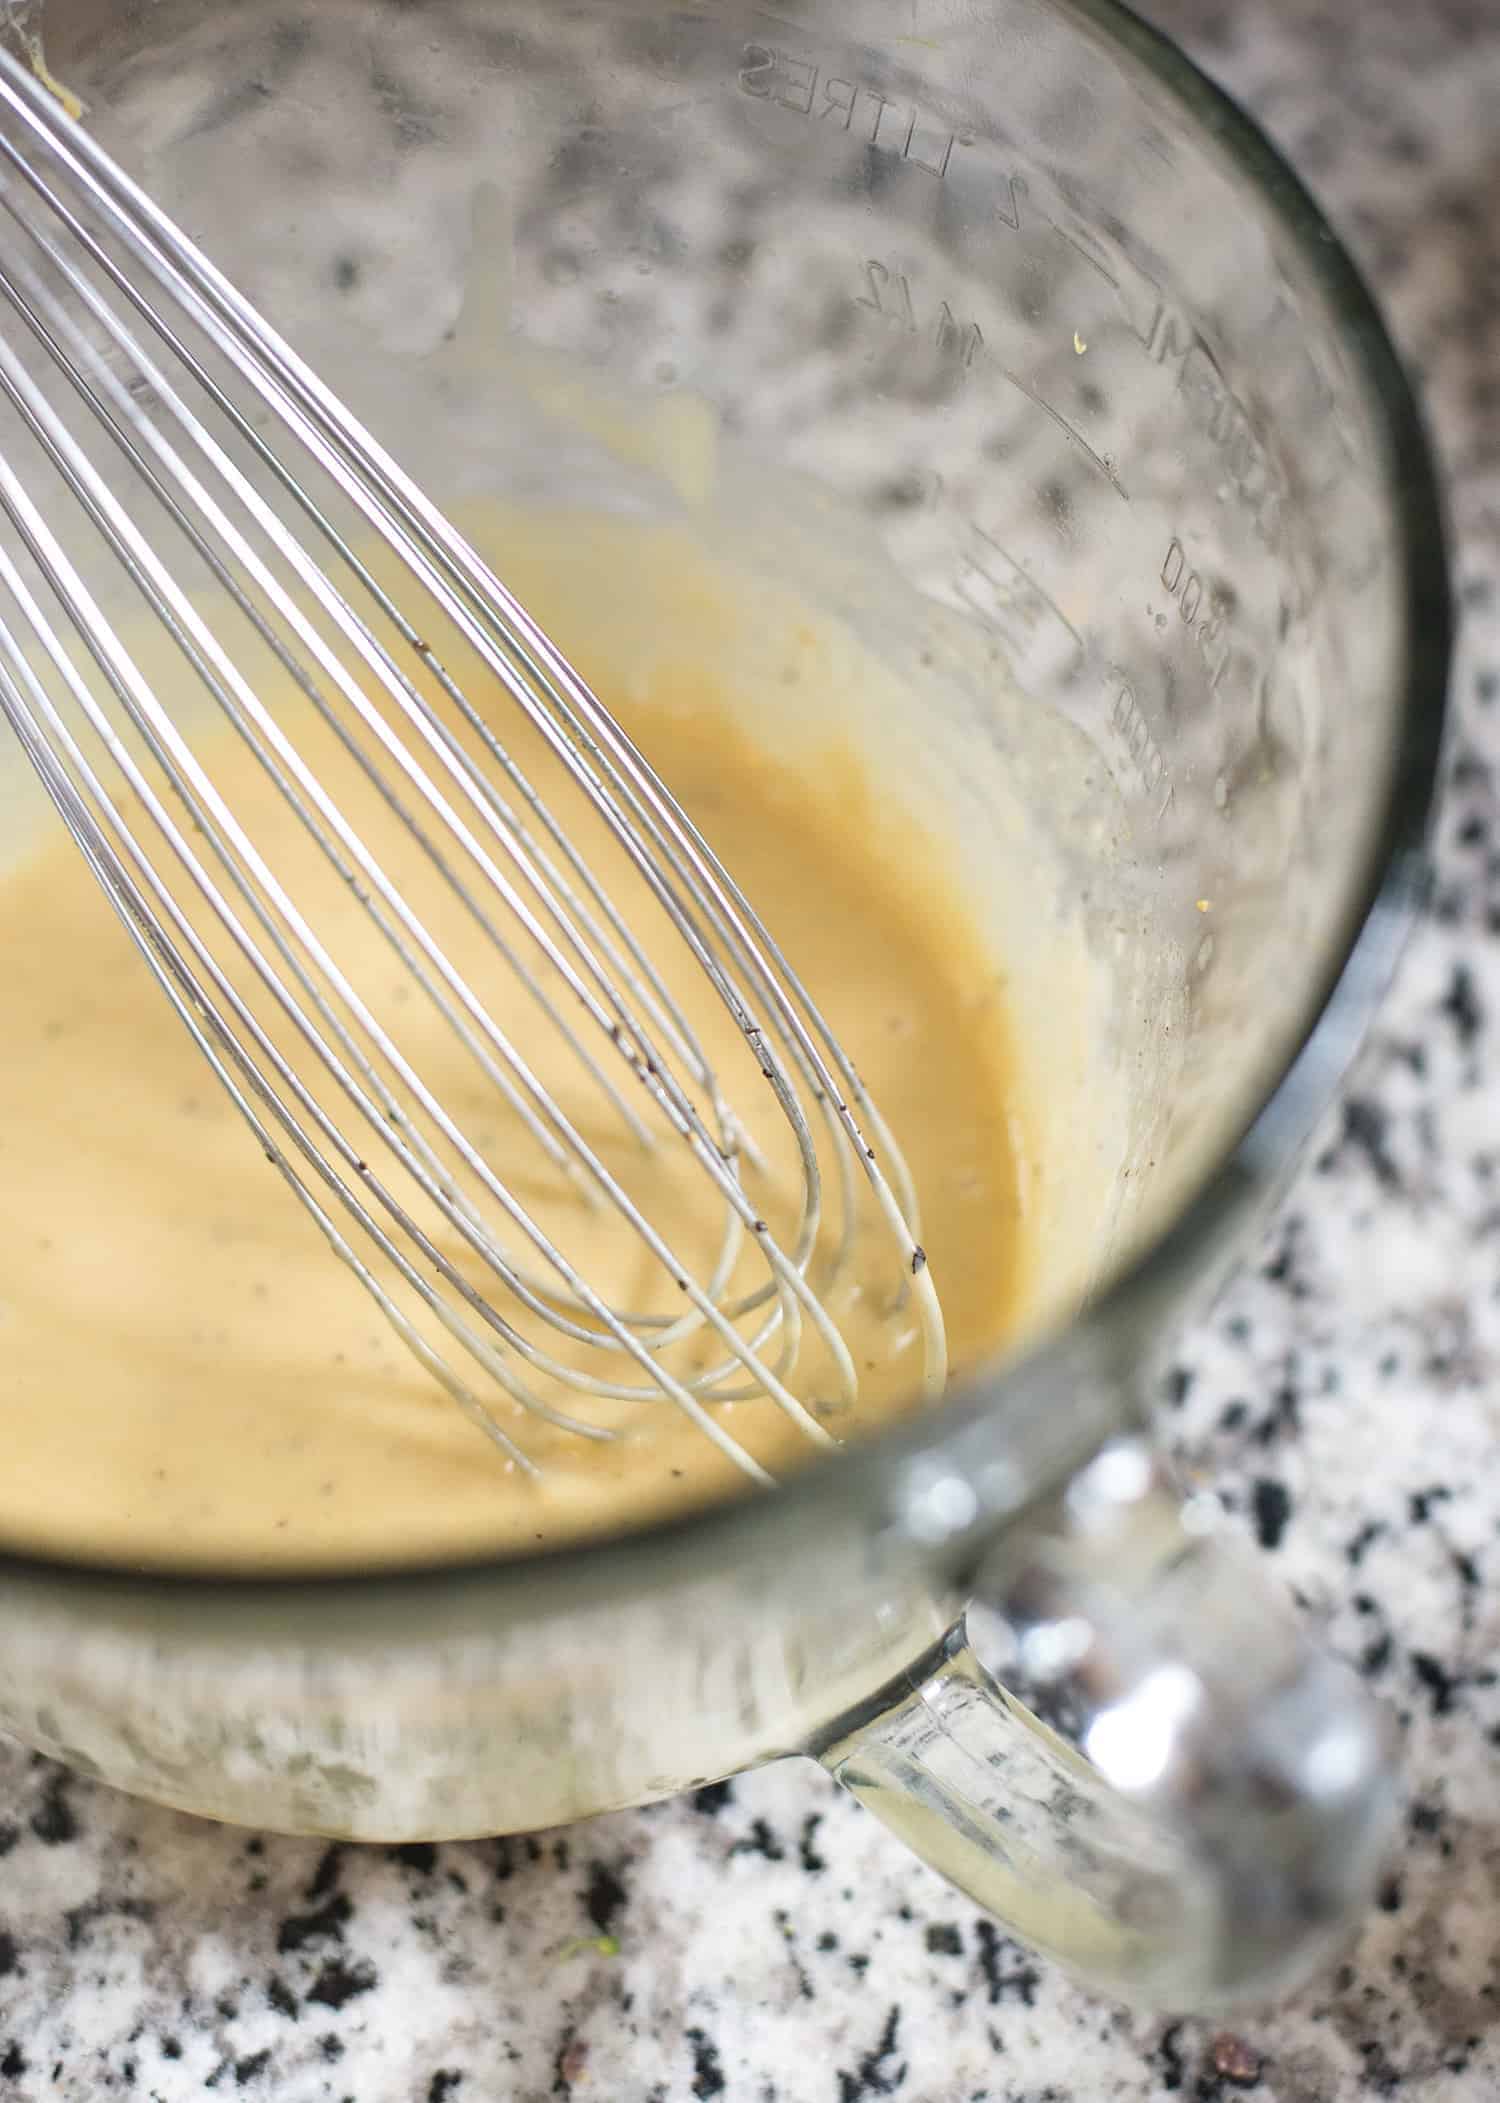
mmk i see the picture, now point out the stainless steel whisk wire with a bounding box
[0,48,947,1484]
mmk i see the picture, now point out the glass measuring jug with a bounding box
[0,0,1447,2009]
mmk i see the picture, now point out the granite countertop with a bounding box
[2,0,1498,2096]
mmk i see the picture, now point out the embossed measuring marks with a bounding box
[727,30,1291,826]
[855,259,985,370]
[736,31,1281,560]
[852,259,1127,501]
[955,514,1176,822]
[1129,302,1286,548]
[995,363,1128,500]
[738,37,1129,504]
[1159,533,1236,697]
[952,514,1085,684]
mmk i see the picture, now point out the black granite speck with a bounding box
[29,1773,78,1846]
[1440,963,1484,1049]
[1333,1096,1403,1191]
[731,1819,784,1863]
[973,1922,1039,2008]
[1250,1478,1293,1550]
[1346,1518,1387,1565]
[835,2003,904,2102]
[685,2027,726,2099]
[265,1975,298,2020]
[1156,2022,1187,2092]
[305,1844,344,1898]
[64,1896,156,1951]
[584,1859,628,1936]
[305,1957,378,2011]
[1411,1651,1460,1717]
[797,1816,827,1875]
[275,1894,352,1954]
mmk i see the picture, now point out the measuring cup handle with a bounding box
[816,1438,1397,2008]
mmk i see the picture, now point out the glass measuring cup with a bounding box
[0,0,1447,2008]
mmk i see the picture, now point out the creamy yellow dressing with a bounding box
[0,513,1081,1572]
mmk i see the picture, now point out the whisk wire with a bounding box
[0,48,947,1483]
[0,319,834,1451]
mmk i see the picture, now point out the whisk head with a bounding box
[0,48,946,1486]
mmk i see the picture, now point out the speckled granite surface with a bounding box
[1,0,1498,2096]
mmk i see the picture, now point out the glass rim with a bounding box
[4,0,1451,1604]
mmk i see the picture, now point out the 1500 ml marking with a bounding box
[1110,676,1174,820]
[1159,534,1235,695]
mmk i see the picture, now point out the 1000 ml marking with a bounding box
[1160,535,1233,695]
[1110,677,1173,820]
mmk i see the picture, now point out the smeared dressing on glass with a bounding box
[0,512,1111,1572]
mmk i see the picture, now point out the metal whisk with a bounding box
[0,49,946,1485]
